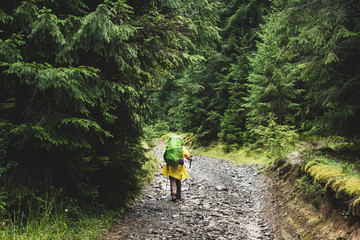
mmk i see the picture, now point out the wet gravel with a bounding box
[101,150,274,239]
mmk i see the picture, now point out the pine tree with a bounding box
[147,0,271,149]
[245,0,360,137]
[218,0,270,149]
[244,6,303,130]
[0,0,217,209]
[288,0,360,137]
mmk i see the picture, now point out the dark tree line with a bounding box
[0,0,219,212]
[149,0,360,150]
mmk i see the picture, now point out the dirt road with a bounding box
[101,151,274,239]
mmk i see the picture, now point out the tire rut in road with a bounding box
[102,154,273,239]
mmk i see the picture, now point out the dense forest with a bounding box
[150,0,360,150]
[0,0,218,208]
[0,0,360,238]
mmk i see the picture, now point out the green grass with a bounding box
[0,143,161,240]
[301,137,360,217]
[0,202,119,240]
[304,157,360,196]
[192,144,270,165]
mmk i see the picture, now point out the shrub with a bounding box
[252,113,298,162]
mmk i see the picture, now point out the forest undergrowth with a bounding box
[0,145,160,240]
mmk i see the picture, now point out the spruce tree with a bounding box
[218,0,270,149]
[0,0,217,209]
[164,0,271,148]
[244,6,303,129]
[245,0,360,137]
[289,0,360,137]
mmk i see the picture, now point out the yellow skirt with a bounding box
[161,164,189,180]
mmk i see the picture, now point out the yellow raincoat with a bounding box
[161,146,190,180]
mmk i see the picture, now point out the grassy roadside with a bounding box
[261,138,360,239]
[0,144,161,240]
[0,202,120,240]
[298,138,360,218]
[192,144,270,165]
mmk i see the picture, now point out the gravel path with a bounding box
[101,149,274,239]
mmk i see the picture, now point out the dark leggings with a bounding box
[169,176,181,198]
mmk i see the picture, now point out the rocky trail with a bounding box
[101,148,277,240]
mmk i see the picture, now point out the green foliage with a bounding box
[28,7,66,59]
[294,0,360,137]
[252,113,298,161]
[296,176,324,209]
[147,0,271,149]
[0,0,218,223]
[0,33,24,62]
[218,108,245,152]
[244,6,303,127]
[148,0,360,154]
[249,0,360,137]
[0,191,119,239]
[236,0,360,142]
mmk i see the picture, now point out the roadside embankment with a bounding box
[262,153,360,239]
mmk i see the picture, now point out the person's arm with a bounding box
[182,146,190,159]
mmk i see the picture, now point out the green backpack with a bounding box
[164,135,184,166]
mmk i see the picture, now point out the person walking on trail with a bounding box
[161,135,192,202]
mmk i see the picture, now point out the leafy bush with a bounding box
[154,121,170,137]
[252,113,298,163]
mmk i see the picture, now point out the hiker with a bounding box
[161,135,192,201]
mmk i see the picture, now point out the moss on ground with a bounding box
[307,165,343,185]
[304,160,360,218]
